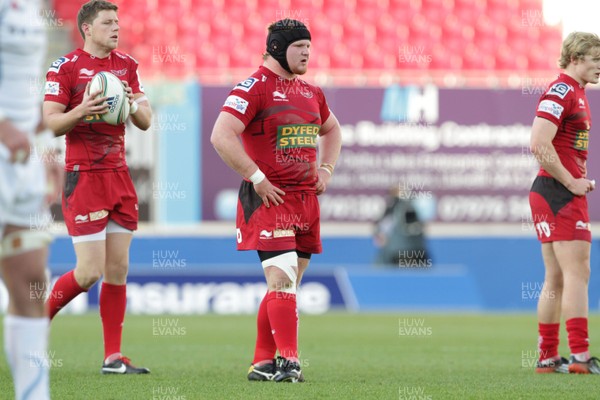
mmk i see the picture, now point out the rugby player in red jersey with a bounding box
[530,31,600,374]
[42,0,152,374]
[211,19,342,382]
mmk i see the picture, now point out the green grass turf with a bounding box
[1,313,600,399]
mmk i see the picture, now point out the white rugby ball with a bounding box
[88,71,130,125]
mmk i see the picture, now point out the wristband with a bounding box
[130,101,139,115]
[319,163,335,175]
[249,169,266,185]
[318,166,332,176]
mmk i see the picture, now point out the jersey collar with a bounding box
[259,65,297,83]
[559,72,584,90]
[77,48,112,60]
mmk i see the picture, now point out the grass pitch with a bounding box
[0,313,599,399]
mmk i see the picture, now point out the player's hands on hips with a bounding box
[121,80,134,105]
[316,168,331,195]
[78,82,109,119]
[254,178,285,208]
[0,120,31,163]
[568,177,595,196]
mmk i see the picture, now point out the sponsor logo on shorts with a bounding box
[236,228,242,243]
[259,230,273,240]
[45,81,60,96]
[547,82,572,99]
[223,95,249,114]
[10,236,22,250]
[89,210,109,221]
[277,124,320,149]
[575,220,591,231]
[274,229,295,238]
[537,100,564,119]
[75,214,89,223]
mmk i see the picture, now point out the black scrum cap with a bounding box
[266,19,311,73]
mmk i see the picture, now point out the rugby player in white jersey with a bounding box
[0,0,62,398]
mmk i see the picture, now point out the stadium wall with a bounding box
[201,84,600,224]
[1,234,597,314]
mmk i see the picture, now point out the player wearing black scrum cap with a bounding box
[211,19,342,382]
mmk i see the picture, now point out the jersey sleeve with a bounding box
[220,77,262,126]
[535,82,574,127]
[127,55,144,94]
[44,56,72,106]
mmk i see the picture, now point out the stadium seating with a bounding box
[53,0,562,84]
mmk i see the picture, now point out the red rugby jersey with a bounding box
[535,73,591,179]
[221,66,331,193]
[44,48,144,171]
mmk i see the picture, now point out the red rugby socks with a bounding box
[100,282,126,361]
[252,292,277,365]
[566,317,590,361]
[538,323,560,361]
[266,291,299,363]
[47,270,87,320]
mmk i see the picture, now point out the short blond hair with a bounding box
[558,31,600,69]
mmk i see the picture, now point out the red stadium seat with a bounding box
[322,0,355,23]
[193,3,219,21]
[495,44,528,70]
[52,0,560,79]
[330,44,353,69]
[256,0,288,12]
[230,50,261,69]
[364,46,398,71]
[421,0,453,25]
[243,12,269,38]
[462,43,496,70]
[429,44,463,70]
[311,53,330,69]
[342,13,365,39]
[538,25,563,55]
[488,0,518,11]
[528,50,555,71]
[408,14,431,40]
[362,46,386,70]
[454,0,486,20]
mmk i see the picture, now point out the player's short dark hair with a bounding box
[77,0,118,40]
[558,32,600,69]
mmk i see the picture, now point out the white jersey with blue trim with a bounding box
[0,0,47,137]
